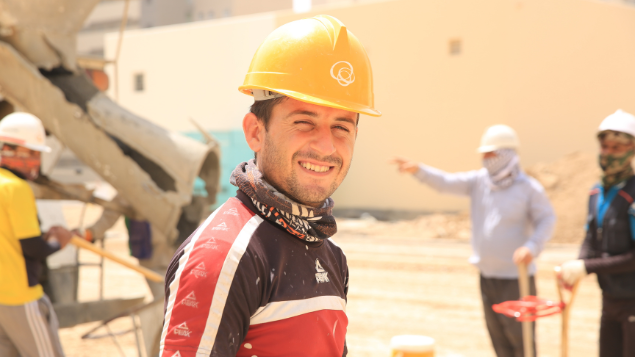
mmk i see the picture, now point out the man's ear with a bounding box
[243,112,265,154]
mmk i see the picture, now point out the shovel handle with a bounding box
[554,266,580,357]
[70,236,164,283]
[518,263,534,357]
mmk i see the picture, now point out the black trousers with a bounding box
[600,295,635,357]
[480,275,537,357]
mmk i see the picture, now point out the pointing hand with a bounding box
[390,156,420,174]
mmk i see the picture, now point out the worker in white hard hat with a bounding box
[0,112,71,357]
[391,124,555,357]
[559,109,635,357]
[160,15,378,356]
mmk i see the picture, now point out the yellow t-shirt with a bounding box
[0,168,43,305]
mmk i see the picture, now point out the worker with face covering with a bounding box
[559,110,635,357]
[391,124,556,357]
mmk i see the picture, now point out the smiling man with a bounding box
[159,15,380,357]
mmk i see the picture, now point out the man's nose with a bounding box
[310,126,336,156]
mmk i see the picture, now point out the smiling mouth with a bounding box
[299,161,333,173]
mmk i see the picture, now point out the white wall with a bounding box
[105,13,276,132]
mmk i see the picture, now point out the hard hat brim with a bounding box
[24,143,52,153]
[239,86,382,117]
[0,137,52,152]
[477,145,498,153]
[477,145,517,153]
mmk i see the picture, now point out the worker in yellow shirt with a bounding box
[0,112,72,357]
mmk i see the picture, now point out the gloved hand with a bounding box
[559,259,587,287]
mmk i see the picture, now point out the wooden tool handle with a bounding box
[554,266,580,357]
[518,263,534,357]
[70,236,164,283]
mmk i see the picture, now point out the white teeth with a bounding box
[301,162,329,172]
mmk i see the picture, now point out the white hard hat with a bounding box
[477,124,520,153]
[0,112,51,152]
[598,109,635,137]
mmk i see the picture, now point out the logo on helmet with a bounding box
[330,61,355,87]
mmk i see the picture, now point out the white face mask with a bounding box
[483,149,520,190]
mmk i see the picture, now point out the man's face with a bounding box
[600,138,635,156]
[482,151,497,159]
[1,144,41,180]
[245,98,358,207]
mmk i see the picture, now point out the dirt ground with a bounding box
[57,204,603,357]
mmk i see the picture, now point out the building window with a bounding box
[449,39,461,55]
[198,11,204,20]
[223,8,231,17]
[208,10,215,18]
[134,73,144,92]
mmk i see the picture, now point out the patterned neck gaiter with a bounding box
[599,131,635,188]
[600,151,635,188]
[482,148,521,191]
[230,159,337,242]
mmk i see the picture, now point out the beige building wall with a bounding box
[105,14,276,132]
[277,0,635,212]
[106,0,635,213]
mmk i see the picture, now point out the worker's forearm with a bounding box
[413,164,473,196]
[584,249,635,275]
[19,236,60,260]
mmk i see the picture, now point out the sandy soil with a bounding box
[58,204,603,357]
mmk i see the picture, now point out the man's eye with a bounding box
[334,125,350,132]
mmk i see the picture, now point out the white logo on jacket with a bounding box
[174,322,192,337]
[181,291,199,308]
[212,222,229,231]
[201,238,217,249]
[330,61,355,87]
[315,258,330,283]
[224,208,239,216]
[190,262,207,278]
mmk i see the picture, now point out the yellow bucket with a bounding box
[390,335,435,357]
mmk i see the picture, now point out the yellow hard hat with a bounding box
[239,15,381,117]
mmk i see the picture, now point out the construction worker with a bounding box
[0,112,72,357]
[559,109,635,357]
[391,124,556,357]
[160,14,379,356]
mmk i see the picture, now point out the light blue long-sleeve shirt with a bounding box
[415,164,556,278]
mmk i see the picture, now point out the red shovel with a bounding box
[492,266,580,357]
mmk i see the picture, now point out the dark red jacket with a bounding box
[160,190,349,357]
